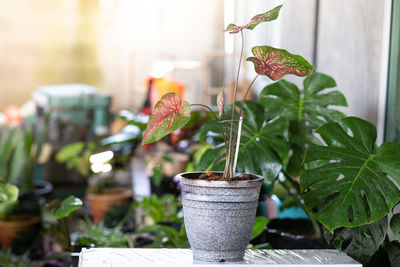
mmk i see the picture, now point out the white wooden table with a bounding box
[79,248,361,267]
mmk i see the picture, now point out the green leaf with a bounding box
[390,213,400,239]
[51,196,82,220]
[250,216,269,240]
[259,73,347,177]
[55,142,85,163]
[0,183,18,203]
[225,5,282,34]
[247,46,313,81]
[388,241,400,267]
[0,127,18,181]
[301,117,400,232]
[142,93,190,145]
[198,101,289,182]
[325,217,387,264]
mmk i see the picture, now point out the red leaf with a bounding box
[247,46,313,81]
[142,93,190,144]
[225,5,282,34]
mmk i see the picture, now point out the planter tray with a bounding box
[79,248,360,267]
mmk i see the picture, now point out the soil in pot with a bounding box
[197,171,251,181]
[86,188,132,223]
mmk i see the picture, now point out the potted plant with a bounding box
[0,125,50,250]
[56,142,133,223]
[43,196,83,266]
[142,5,313,262]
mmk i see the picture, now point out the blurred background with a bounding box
[0,0,393,136]
[0,0,399,266]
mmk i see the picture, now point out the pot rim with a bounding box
[177,171,264,188]
[86,187,132,200]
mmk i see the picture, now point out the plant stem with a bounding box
[225,30,244,178]
[231,74,259,170]
[238,74,259,117]
[282,171,301,194]
[190,104,228,147]
[61,218,72,252]
[281,172,322,239]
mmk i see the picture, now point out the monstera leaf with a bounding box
[142,93,190,144]
[325,217,388,264]
[198,101,288,182]
[301,117,400,232]
[247,46,313,81]
[391,213,400,239]
[225,5,282,34]
[259,73,347,176]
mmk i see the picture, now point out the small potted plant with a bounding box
[0,125,49,250]
[142,5,313,262]
[56,142,133,223]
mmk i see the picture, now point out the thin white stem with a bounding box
[224,30,244,178]
[233,116,243,174]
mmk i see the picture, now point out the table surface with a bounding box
[79,248,361,267]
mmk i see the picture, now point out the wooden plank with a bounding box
[79,248,361,267]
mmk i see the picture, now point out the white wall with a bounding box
[230,0,392,142]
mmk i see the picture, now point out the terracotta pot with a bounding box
[162,152,189,177]
[86,188,132,223]
[0,216,40,249]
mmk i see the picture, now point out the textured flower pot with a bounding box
[178,172,263,262]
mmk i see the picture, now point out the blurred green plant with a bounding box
[76,219,131,248]
[136,224,189,248]
[0,125,41,195]
[135,194,182,224]
[0,249,34,267]
[44,196,83,252]
[55,142,97,177]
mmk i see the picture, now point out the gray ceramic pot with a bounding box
[178,172,263,262]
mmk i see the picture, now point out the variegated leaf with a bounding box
[247,46,313,81]
[217,85,224,118]
[142,93,190,144]
[225,5,282,34]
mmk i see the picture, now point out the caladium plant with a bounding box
[142,5,313,179]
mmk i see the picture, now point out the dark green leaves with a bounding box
[247,46,313,81]
[49,196,82,220]
[259,73,347,177]
[391,213,400,239]
[301,117,400,232]
[225,5,282,34]
[325,217,388,264]
[142,93,190,145]
[198,101,288,182]
[250,216,269,240]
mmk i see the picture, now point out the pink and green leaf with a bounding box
[217,85,224,118]
[247,46,313,81]
[225,5,282,34]
[142,93,190,145]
